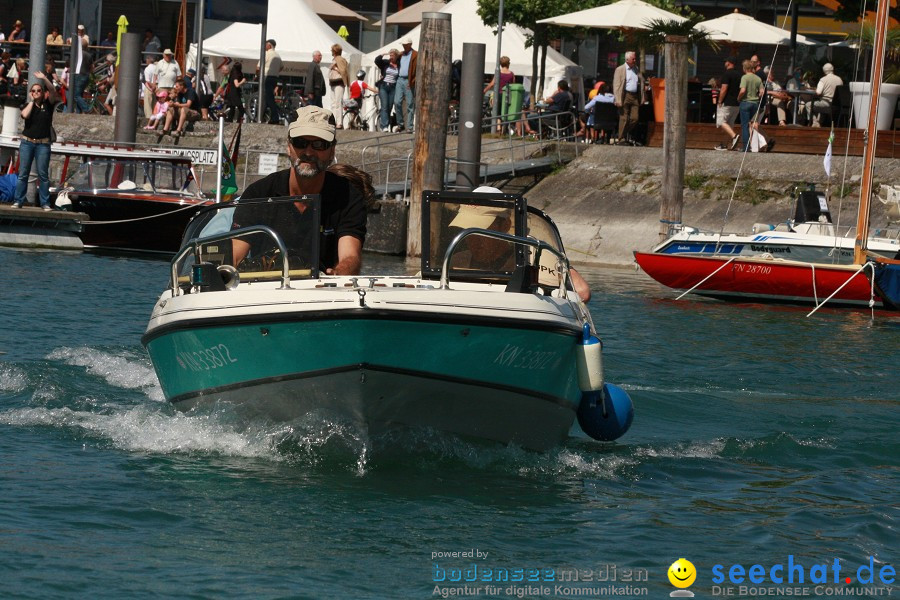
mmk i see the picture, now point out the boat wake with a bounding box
[47,346,164,402]
[2,345,644,480]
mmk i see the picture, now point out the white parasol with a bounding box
[373,0,447,27]
[695,9,818,46]
[536,0,687,30]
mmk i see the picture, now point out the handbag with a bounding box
[50,126,57,144]
[329,65,343,85]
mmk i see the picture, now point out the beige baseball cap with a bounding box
[288,106,336,142]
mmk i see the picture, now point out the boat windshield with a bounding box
[421,190,569,288]
[65,160,200,196]
[172,196,321,285]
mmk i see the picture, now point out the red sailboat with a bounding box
[636,0,895,311]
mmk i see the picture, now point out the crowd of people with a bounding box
[713,54,844,152]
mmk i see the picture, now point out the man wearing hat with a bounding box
[258,39,283,123]
[156,49,182,93]
[393,37,417,132]
[67,24,90,47]
[232,106,367,275]
[8,19,27,44]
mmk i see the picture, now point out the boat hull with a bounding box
[72,193,208,254]
[144,298,585,451]
[634,251,880,307]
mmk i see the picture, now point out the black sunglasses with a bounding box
[289,137,334,151]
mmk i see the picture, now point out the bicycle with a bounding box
[54,81,108,115]
[247,81,306,124]
[342,94,378,131]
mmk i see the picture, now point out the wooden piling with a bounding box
[659,35,688,242]
[407,12,452,258]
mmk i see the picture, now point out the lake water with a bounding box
[1,249,897,599]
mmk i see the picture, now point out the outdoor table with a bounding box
[786,88,817,124]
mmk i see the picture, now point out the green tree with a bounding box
[476,0,584,104]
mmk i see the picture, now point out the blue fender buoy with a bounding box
[577,383,634,441]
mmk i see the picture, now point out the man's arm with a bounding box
[718,83,729,104]
[328,235,362,275]
[232,238,250,267]
[569,268,591,303]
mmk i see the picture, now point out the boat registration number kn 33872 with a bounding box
[493,345,563,371]
[176,344,239,372]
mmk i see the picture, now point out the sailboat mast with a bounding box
[854,0,890,264]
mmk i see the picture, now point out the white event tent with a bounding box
[363,0,579,99]
[195,0,361,77]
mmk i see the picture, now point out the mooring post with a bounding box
[114,32,141,144]
[659,35,688,242]
[407,12,452,258]
[456,43,486,190]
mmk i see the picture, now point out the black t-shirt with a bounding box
[22,97,57,140]
[178,87,200,110]
[721,68,742,107]
[236,169,367,271]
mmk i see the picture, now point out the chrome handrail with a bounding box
[170,224,292,293]
[439,228,570,298]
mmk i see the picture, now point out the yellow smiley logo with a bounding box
[668,558,697,588]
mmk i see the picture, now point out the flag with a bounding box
[218,141,238,201]
[823,130,834,177]
[211,124,241,200]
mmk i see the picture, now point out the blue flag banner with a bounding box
[206,0,268,24]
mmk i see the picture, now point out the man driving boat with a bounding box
[232,106,367,274]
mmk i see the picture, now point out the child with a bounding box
[144,90,169,129]
[344,70,372,129]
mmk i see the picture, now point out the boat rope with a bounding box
[806,261,876,318]
[675,256,738,300]
[80,202,204,225]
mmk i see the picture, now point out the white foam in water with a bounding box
[0,364,28,393]
[634,438,727,459]
[0,405,279,458]
[48,346,165,402]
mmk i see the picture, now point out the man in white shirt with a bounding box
[142,55,158,118]
[808,63,843,127]
[156,49,182,92]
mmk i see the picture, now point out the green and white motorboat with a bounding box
[142,190,633,450]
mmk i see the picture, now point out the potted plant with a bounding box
[845,24,900,129]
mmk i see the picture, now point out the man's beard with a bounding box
[291,154,330,178]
